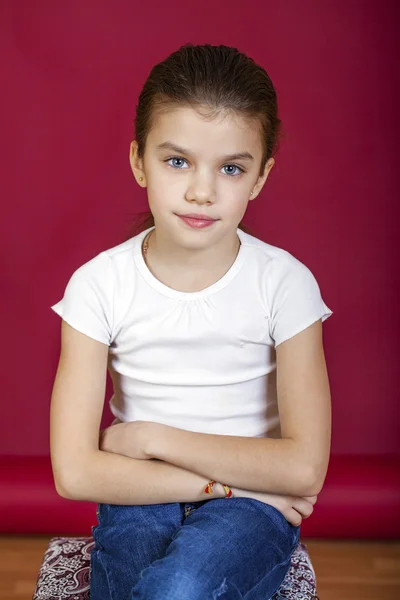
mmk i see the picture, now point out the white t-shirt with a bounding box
[51,226,333,438]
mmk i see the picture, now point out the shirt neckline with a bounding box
[133,225,247,299]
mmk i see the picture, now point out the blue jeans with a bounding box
[90,497,301,600]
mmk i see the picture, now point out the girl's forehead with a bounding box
[148,105,262,151]
[153,104,254,130]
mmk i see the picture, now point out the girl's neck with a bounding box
[142,227,241,293]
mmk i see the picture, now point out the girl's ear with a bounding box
[249,158,275,201]
[129,140,146,187]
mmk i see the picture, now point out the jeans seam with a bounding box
[97,549,117,600]
[242,542,298,600]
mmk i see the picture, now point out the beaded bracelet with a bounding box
[204,480,233,498]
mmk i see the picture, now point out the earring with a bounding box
[139,177,143,182]
[250,191,253,196]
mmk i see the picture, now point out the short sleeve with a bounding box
[50,251,114,345]
[269,254,333,348]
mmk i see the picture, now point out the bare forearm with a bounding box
[149,427,317,497]
[58,450,226,505]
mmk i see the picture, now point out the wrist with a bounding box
[202,481,233,500]
[214,482,229,498]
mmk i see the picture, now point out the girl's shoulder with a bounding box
[78,230,147,282]
[239,228,308,276]
[50,233,145,346]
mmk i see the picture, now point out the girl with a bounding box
[50,44,333,599]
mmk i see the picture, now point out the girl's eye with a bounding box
[166,157,188,169]
[222,164,244,176]
[164,157,245,176]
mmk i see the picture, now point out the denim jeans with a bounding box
[90,497,301,600]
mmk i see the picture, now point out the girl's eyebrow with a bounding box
[156,141,254,162]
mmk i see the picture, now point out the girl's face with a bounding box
[130,105,274,249]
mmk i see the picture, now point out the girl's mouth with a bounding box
[177,215,217,228]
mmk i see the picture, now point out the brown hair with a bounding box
[124,43,283,240]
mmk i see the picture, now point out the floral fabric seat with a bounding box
[33,537,319,599]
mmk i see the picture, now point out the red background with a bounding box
[1,0,398,461]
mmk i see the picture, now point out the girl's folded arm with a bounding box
[60,450,226,505]
[145,319,332,498]
[50,319,225,504]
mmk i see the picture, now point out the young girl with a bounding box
[50,44,333,600]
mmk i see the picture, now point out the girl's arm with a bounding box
[50,322,226,506]
[95,419,318,527]
[113,320,331,499]
[58,449,227,504]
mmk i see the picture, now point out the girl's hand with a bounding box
[99,419,153,460]
[230,486,317,527]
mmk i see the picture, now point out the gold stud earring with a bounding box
[250,191,253,196]
[139,177,143,182]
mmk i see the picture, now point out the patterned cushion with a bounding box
[33,537,319,599]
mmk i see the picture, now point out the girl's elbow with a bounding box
[55,479,73,499]
[54,470,82,499]
[52,453,97,500]
[298,465,321,497]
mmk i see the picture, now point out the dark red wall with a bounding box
[1,0,398,456]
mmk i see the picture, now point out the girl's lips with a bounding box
[177,215,217,228]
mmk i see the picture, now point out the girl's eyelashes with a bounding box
[163,156,245,176]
